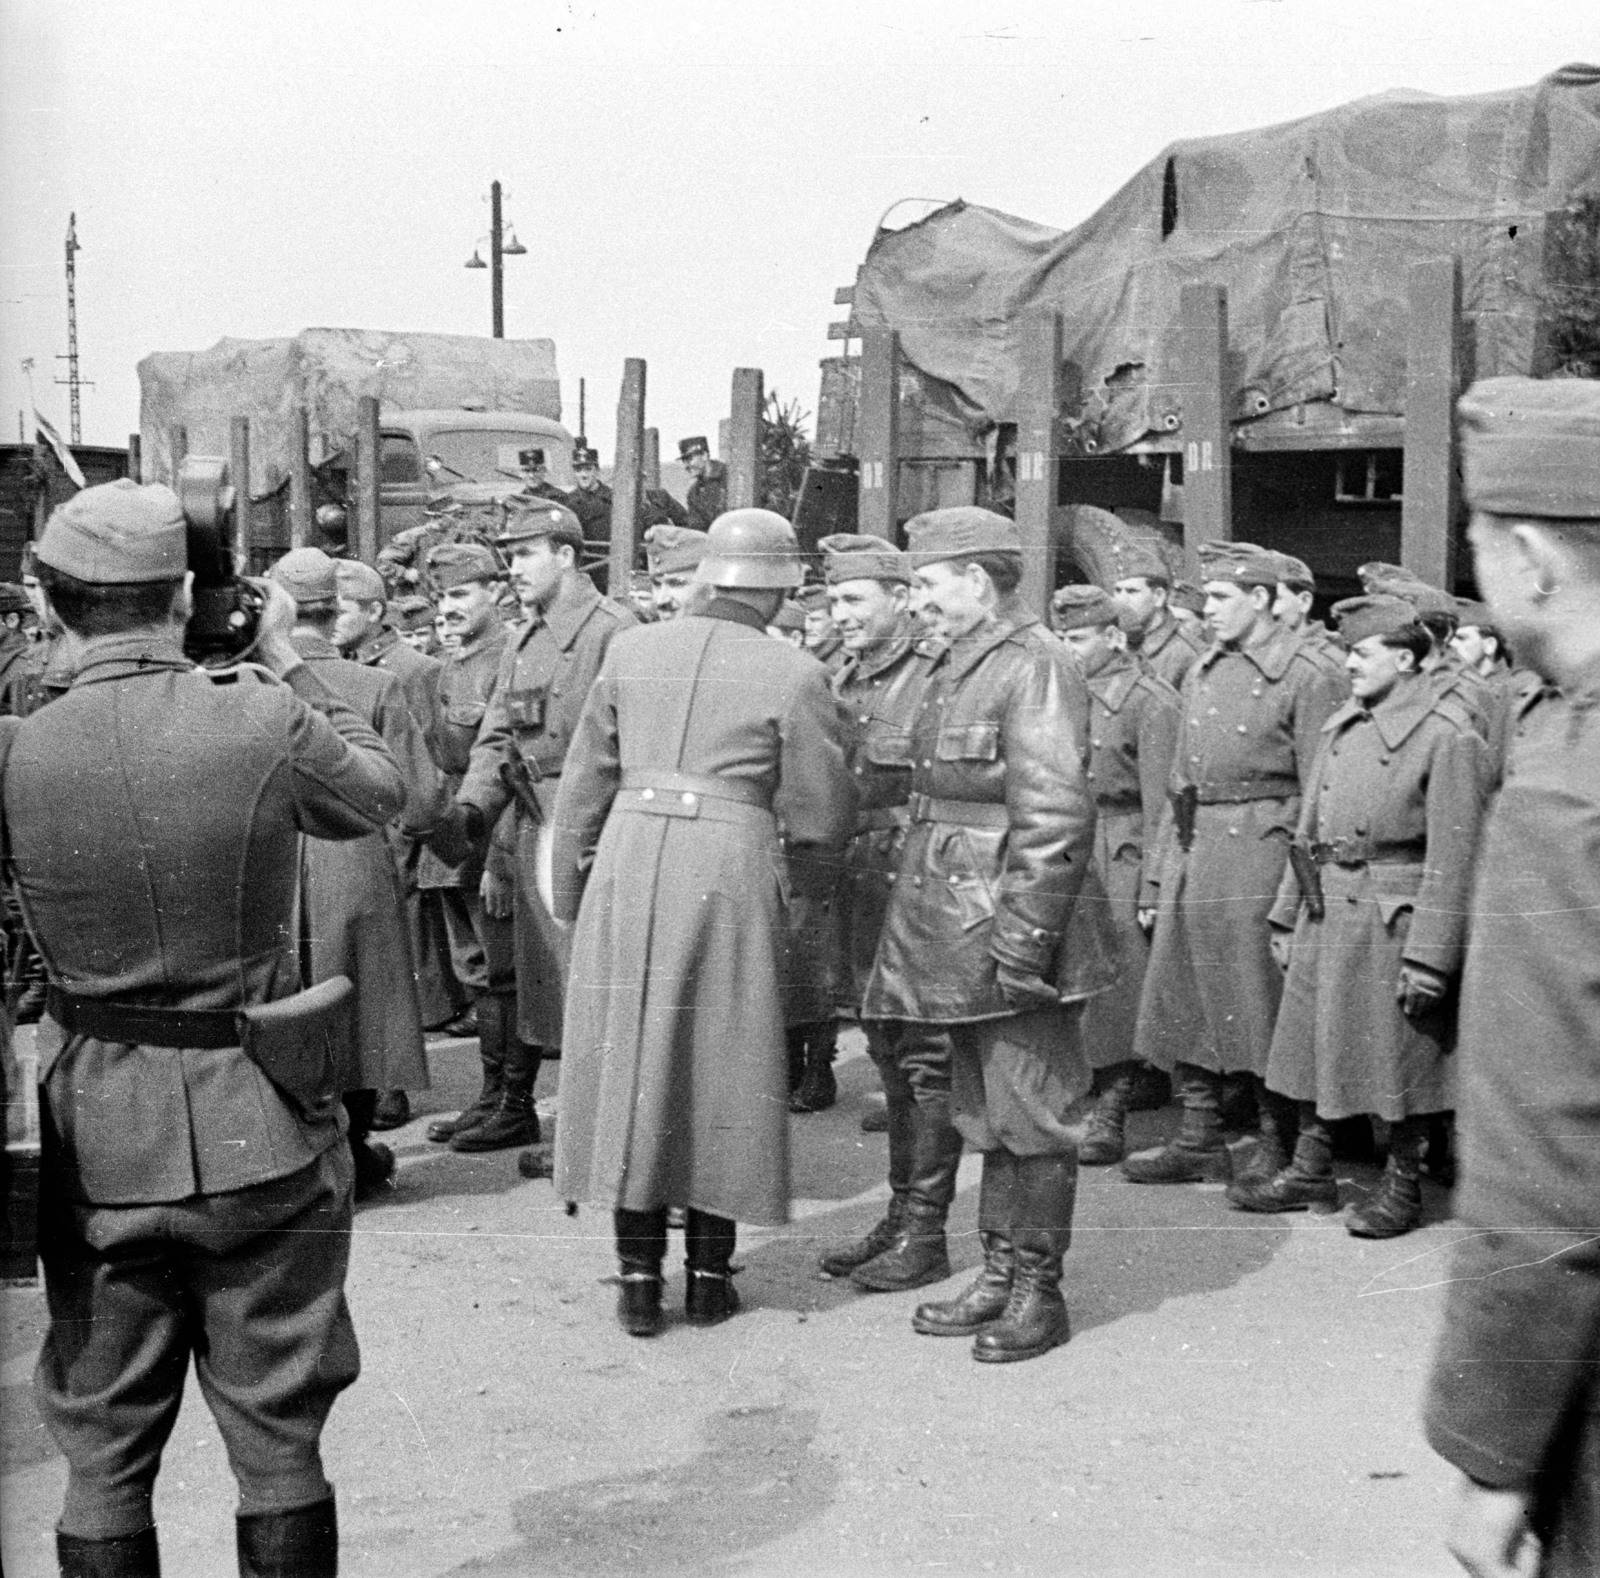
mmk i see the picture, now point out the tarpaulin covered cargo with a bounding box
[851,65,1600,454]
[138,328,561,497]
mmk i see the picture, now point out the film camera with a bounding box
[176,455,268,667]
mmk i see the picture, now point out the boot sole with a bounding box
[911,1311,1006,1337]
[1122,1153,1230,1185]
[449,1127,541,1154]
[850,1259,951,1294]
[972,1326,1070,1363]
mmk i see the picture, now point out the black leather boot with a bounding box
[819,1063,914,1277]
[427,992,507,1142]
[1227,1102,1338,1212]
[1347,1117,1427,1238]
[1231,1083,1296,1189]
[450,1032,541,1152]
[344,1090,395,1201]
[684,1209,740,1325]
[614,1207,668,1336]
[789,1020,839,1113]
[913,1150,1017,1336]
[972,1152,1074,1364]
[236,1496,337,1578]
[369,1089,410,1131]
[1123,1064,1231,1184]
[850,1094,962,1292]
[1079,1061,1135,1166]
[56,1526,161,1577]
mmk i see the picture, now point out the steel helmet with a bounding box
[694,509,803,589]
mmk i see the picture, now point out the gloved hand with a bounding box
[1269,929,1294,972]
[995,961,1059,1010]
[1397,962,1448,1020]
[427,802,484,869]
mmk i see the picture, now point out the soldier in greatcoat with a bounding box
[679,436,728,531]
[1422,377,1600,1578]
[436,501,636,1176]
[808,534,966,1294]
[567,443,613,559]
[864,509,1110,1365]
[1050,586,1180,1166]
[549,510,854,1336]
[642,524,711,624]
[1125,541,1348,1189]
[1228,594,1492,1232]
[1109,540,1206,691]
[1265,550,1344,660]
[12,484,404,1574]
[270,549,446,1197]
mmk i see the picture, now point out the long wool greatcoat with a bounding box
[1134,622,1348,1075]
[549,599,855,1225]
[861,615,1112,1025]
[1080,653,1179,1069]
[293,633,444,1092]
[458,574,635,1049]
[1425,670,1600,1575]
[1264,679,1491,1120]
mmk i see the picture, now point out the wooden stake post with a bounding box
[229,417,252,567]
[729,368,764,510]
[610,359,646,595]
[857,329,899,541]
[1014,311,1063,613]
[353,396,380,566]
[1401,257,1462,589]
[289,406,313,549]
[642,427,661,492]
[1177,284,1233,576]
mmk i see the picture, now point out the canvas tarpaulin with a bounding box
[138,328,561,498]
[851,66,1600,454]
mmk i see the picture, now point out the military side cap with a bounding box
[678,435,710,460]
[1267,550,1315,590]
[517,448,547,469]
[1197,540,1278,589]
[1051,584,1120,630]
[770,600,806,633]
[335,559,387,604]
[796,583,831,612]
[1110,539,1172,586]
[1332,595,1428,645]
[37,479,186,585]
[1169,579,1205,614]
[0,583,31,615]
[391,594,436,631]
[1453,598,1498,633]
[904,507,1022,569]
[1459,375,1600,519]
[498,500,584,553]
[643,524,708,576]
[428,541,502,589]
[424,498,466,519]
[818,532,911,586]
[271,546,340,606]
[1359,562,1457,617]
[572,445,600,469]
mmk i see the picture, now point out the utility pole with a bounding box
[55,213,92,444]
[465,181,525,339]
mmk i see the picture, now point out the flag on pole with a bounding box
[34,408,86,489]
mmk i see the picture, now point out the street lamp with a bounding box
[463,179,525,338]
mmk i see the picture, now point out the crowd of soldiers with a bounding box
[3,374,1597,1576]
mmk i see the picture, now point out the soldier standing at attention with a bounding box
[1110,541,1206,690]
[813,534,965,1294]
[797,582,847,671]
[1050,586,1180,1167]
[435,501,636,1178]
[642,523,710,621]
[415,543,538,1156]
[1125,542,1347,1191]
[679,436,728,531]
[549,510,854,1336]
[1265,550,1344,659]
[1230,594,1491,1232]
[1424,376,1600,1578]
[9,481,404,1577]
[512,447,568,504]
[566,443,613,558]
[864,509,1105,1365]
[270,548,446,1199]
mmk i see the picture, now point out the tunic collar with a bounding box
[939,615,1013,682]
[524,572,602,650]
[352,625,401,665]
[67,631,193,686]
[289,630,341,662]
[1198,619,1297,680]
[1088,654,1141,713]
[842,627,916,682]
[454,618,504,662]
[1323,674,1435,748]
[699,596,768,632]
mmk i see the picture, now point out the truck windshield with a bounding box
[427,430,535,483]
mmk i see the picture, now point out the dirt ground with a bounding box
[2,1029,1468,1577]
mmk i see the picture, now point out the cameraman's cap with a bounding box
[0,583,32,615]
[1051,584,1119,630]
[517,448,547,469]
[1110,540,1171,587]
[643,524,708,576]
[497,500,584,554]
[904,507,1022,569]
[270,547,340,607]
[1459,375,1600,520]
[37,479,186,585]
[678,436,710,460]
[391,595,435,632]
[819,532,911,586]
[335,559,387,604]
[429,541,502,589]
[1331,594,1426,645]
[1197,541,1278,589]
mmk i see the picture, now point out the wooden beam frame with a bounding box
[353,395,380,565]
[1014,310,1063,613]
[1177,284,1233,576]
[609,358,646,595]
[857,328,900,541]
[729,367,764,510]
[1400,256,1462,589]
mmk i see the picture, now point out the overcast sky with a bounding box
[1,0,1590,461]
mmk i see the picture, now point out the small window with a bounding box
[379,434,421,485]
[1334,451,1403,504]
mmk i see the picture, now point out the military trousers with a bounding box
[438,885,517,998]
[945,1003,1090,1156]
[864,1019,952,1107]
[513,811,571,1050]
[36,1144,360,1540]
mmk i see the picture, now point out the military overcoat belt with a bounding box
[905,792,1011,828]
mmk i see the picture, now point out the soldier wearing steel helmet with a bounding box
[548,508,855,1338]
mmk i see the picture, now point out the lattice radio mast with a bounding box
[55,213,92,444]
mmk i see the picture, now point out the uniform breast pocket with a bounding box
[864,727,912,767]
[506,689,546,729]
[935,722,1000,763]
[445,700,488,733]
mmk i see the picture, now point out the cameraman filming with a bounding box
[3,481,405,1577]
